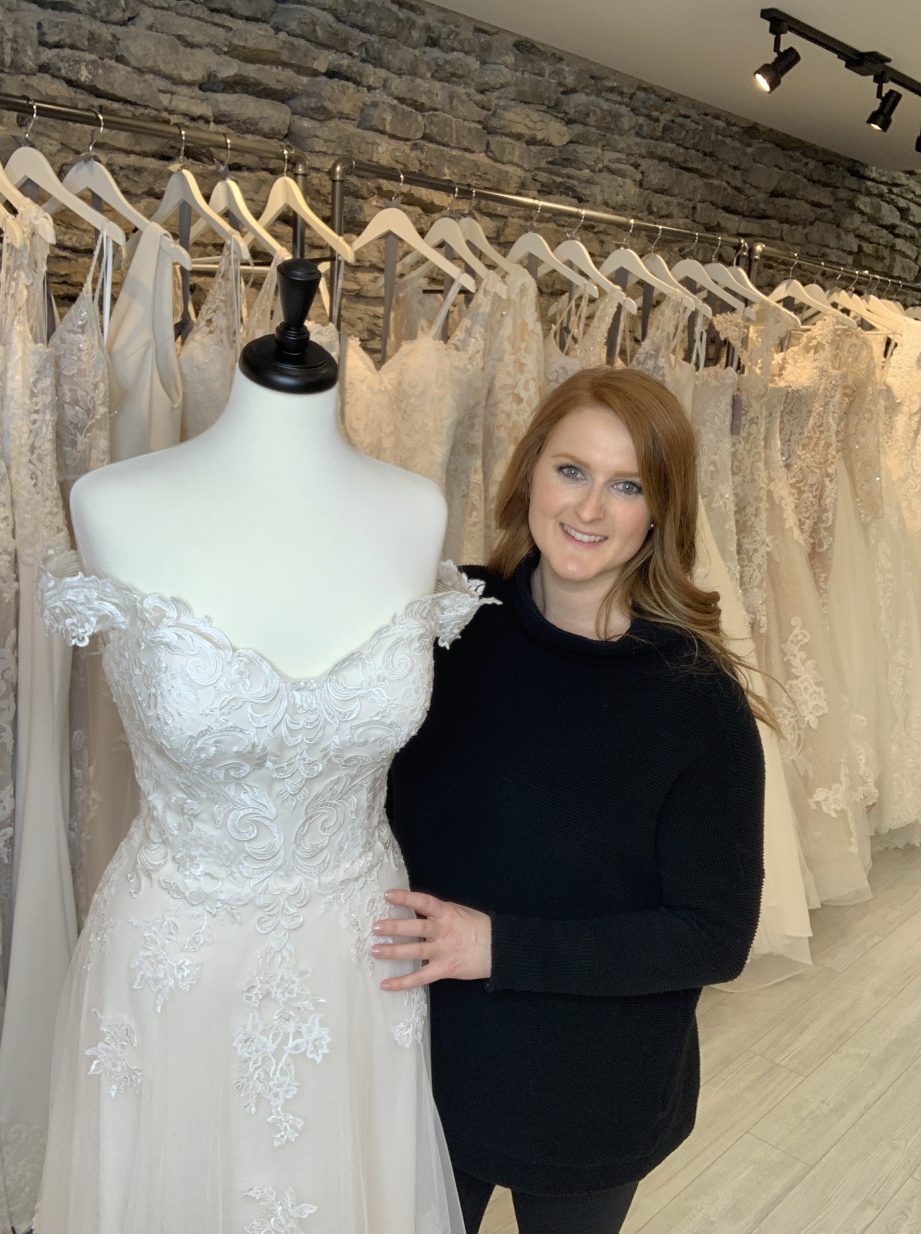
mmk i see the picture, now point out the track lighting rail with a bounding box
[759,9,921,101]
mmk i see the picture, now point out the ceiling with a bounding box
[431,0,921,172]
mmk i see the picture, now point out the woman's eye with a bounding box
[613,480,643,496]
[557,464,584,480]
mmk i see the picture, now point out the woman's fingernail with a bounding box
[371,945,383,956]
[371,923,384,933]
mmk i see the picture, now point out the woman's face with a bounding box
[528,403,653,595]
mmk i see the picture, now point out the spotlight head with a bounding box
[754,45,801,93]
[867,88,901,132]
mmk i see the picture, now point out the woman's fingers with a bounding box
[371,940,428,961]
[384,888,443,916]
[371,916,434,937]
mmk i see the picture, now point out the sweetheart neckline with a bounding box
[42,555,477,691]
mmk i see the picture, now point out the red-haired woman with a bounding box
[374,368,766,1234]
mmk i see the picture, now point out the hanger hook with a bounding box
[625,218,636,242]
[710,233,723,262]
[568,206,585,240]
[22,100,39,147]
[391,168,405,206]
[449,184,460,216]
[281,143,290,177]
[529,198,544,229]
[85,108,104,159]
[467,187,477,217]
[224,133,231,169]
[650,224,663,253]
[685,231,699,258]
[787,250,799,279]
[175,124,187,166]
[733,238,749,268]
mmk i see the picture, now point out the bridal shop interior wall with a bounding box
[2,0,920,336]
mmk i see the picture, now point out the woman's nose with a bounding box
[574,486,605,521]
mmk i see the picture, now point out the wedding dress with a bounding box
[179,240,242,440]
[35,552,488,1234]
[730,312,872,904]
[0,201,77,1233]
[108,224,183,462]
[631,301,814,978]
[51,234,113,923]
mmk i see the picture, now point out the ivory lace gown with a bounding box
[36,555,489,1234]
[0,201,79,1233]
[633,301,814,976]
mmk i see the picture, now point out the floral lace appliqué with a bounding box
[243,1184,317,1233]
[233,942,331,1145]
[85,1011,142,1098]
[129,911,209,1012]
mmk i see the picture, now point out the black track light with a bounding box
[867,79,902,131]
[754,44,801,93]
[914,130,921,154]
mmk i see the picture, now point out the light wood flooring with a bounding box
[481,842,921,1234]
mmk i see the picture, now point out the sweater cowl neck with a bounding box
[510,554,690,661]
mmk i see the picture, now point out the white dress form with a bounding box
[71,369,447,679]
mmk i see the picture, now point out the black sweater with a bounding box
[388,559,765,1194]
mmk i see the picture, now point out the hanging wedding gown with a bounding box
[36,554,489,1234]
[179,239,242,440]
[51,236,113,922]
[108,224,183,462]
[0,201,76,1234]
[632,300,814,978]
[730,311,871,905]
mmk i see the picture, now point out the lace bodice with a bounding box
[179,240,242,440]
[52,237,110,506]
[0,201,69,562]
[775,316,881,602]
[40,554,490,942]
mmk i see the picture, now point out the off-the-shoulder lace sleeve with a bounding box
[38,551,129,646]
[429,561,500,648]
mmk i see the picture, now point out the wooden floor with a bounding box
[481,842,921,1234]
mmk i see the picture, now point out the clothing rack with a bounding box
[329,157,921,307]
[750,240,921,299]
[0,93,311,257]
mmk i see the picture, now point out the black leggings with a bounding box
[454,1167,638,1234]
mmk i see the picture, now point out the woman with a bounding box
[374,368,766,1234]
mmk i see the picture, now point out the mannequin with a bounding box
[71,259,447,679]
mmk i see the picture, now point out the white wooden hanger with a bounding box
[394,211,491,282]
[670,257,746,312]
[769,273,853,322]
[641,252,710,318]
[705,255,799,329]
[190,143,288,259]
[599,234,698,312]
[151,127,250,259]
[508,225,598,297]
[550,229,637,315]
[5,105,125,247]
[49,113,191,270]
[350,206,476,292]
[0,151,33,218]
[458,195,517,274]
[827,286,895,331]
[255,157,354,264]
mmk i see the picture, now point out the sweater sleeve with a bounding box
[486,702,766,997]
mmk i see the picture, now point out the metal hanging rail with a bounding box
[329,157,920,303]
[0,93,313,257]
[750,240,921,297]
[0,93,303,167]
[329,156,733,249]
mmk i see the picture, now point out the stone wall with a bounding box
[2,0,920,334]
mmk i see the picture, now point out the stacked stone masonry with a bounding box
[2,0,920,342]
